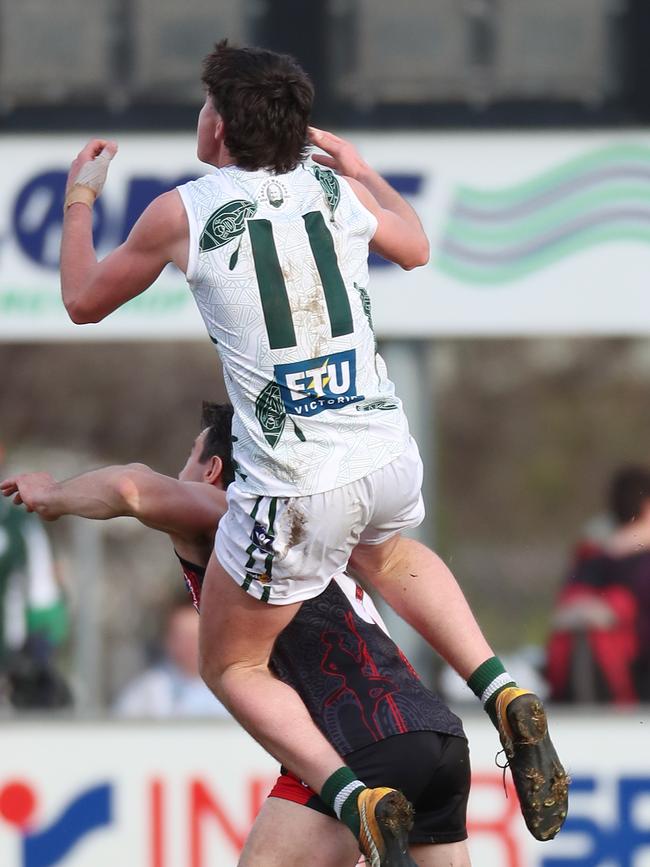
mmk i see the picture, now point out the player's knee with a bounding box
[198,645,228,697]
[350,535,404,578]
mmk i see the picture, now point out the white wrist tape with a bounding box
[64,147,116,213]
[72,147,114,196]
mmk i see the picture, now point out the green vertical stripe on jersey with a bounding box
[260,586,271,604]
[245,545,256,570]
[303,211,353,338]
[250,496,263,520]
[248,220,296,350]
[267,498,278,534]
[245,496,263,568]
[264,497,278,579]
[242,573,254,592]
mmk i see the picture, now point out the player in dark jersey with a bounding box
[3,403,569,862]
[3,403,471,865]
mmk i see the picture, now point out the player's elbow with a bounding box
[64,297,105,325]
[401,238,430,271]
[63,277,108,323]
[114,469,147,515]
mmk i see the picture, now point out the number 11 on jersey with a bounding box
[248,211,354,350]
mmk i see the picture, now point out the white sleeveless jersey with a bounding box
[178,161,410,496]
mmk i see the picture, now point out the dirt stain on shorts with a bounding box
[285,502,307,552]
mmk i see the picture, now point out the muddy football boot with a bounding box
[495,687,569,841]
[357,787,417,867]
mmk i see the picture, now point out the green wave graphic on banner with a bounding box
[438,144,650,284]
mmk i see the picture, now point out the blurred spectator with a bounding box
[0,445,71,709]
[568,512,615,569]
[113,595,229,718]
[547,465,650,703]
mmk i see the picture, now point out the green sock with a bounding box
[321,767,366,837]
[467,656,516,727]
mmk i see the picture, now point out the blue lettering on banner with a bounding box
[274,349,364,417]
[13,171,106,270]
[119,175,194,241]
[541,776,650,866]
[10,171,193,270]
[10,167,424,271]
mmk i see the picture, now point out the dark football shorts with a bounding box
[268,731,470,844]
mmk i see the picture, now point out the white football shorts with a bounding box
[214,436,425,604]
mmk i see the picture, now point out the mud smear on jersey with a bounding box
[297,286,328,356]
[286,503,307,550]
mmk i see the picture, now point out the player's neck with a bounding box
[211,142,235,169]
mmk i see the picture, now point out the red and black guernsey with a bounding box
[175,554,464,756]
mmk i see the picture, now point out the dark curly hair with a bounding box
[199,402,235,487]
[202,40,313,174]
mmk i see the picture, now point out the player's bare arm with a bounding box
[61,138,189,324]
[309,126,430,270]
[0,467,226,541]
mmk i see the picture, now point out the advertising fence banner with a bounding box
[3,132,650,340]
[0,711,647,866]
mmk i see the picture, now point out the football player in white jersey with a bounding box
[60,42,567,863]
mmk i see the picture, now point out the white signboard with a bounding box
[2,132,650,339]
[0,711,648,866]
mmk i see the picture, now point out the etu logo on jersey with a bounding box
[274,350,364,417]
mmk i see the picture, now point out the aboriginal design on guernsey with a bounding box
[255,381,305,448]
[311,166,341,220]
[199,199,258,271]
[178,164,410,496]
[354,282,374,333]
[356,398,399,412]
[270,577,465,755]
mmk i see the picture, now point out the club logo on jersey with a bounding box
[311,166,340,220]
[274,350,364,417]
[199,199,257,252]
[251,523,275,555]
[246,570,272,586]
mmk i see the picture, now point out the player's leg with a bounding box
[410,841,471,867]
[348,437,494,679]
[239,798,360,867]
[200,557,416,866]
[351,536,568,839]
[350,441,568,841]
[199,552,344,790]
[350,533,493,679]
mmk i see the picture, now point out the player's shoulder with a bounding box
[130,189,188,250]
[135,188,187,227]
